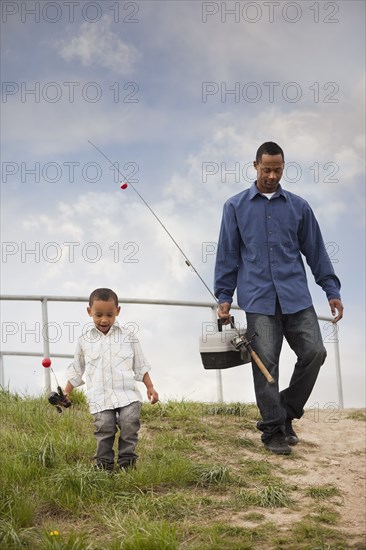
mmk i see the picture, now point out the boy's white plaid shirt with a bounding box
[67,322,151,414]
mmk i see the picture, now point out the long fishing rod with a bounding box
[88,140,274,384]
[88,139,217,303]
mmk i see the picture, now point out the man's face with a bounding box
[253,153,284,193]
[87,299,120,334]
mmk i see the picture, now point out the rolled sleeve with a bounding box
[132,339,151,381]
[66,341,85,388]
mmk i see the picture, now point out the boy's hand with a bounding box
[147,387,159,404]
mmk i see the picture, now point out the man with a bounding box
[214,142,343,455]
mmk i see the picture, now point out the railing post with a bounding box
[0,354,4,387]
[211,304,223,402]
[334,331,344,409]
[41,298,51,393]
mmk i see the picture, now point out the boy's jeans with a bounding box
[93,401,141,470]
[246,303,327,443]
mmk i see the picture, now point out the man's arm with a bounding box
[298,202,343,322]
[214,202,240,323]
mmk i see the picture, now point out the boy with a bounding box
[64,288,159,471]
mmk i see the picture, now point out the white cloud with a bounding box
[164,102,364,222]
[57,15,140,75]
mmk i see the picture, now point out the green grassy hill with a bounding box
[0,390,365,549]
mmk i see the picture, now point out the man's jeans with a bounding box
[246,302,327,443]
[93,401,141,470]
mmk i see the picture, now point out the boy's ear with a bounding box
[116,306,121,316]
[87,307,92,316]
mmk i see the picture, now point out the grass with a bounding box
[305,484,341,501]
[257,483,293,508]
[0,389,360,549]
[193,464,231,487]
[346,409,366,421]
[235,481,293,509]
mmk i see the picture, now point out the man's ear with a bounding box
[253,160,258,170]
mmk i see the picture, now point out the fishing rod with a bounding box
[88,140,274,384]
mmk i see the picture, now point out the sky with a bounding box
[1,0,365,410]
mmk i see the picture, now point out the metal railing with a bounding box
[0,295,343,406]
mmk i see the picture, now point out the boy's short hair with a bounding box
[89,288,119,307]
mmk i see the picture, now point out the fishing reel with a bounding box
[231,331,258,357]
[217,316,252,358]
[42,358,71,413]
[48,386,72,413]
[231,333,251,360]
[220,318,258,361]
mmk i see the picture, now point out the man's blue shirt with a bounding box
[214,182,341,315]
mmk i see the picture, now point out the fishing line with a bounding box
[88,139,218,303]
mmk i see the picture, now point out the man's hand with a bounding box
[329,299,344,323]
[218,302,232,325]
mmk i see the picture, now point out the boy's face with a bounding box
[87,299,120,334]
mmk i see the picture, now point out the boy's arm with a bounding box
[142,372,159,404]
[64,380,75,397]
[64,340,85,396]
[130,335,159,403]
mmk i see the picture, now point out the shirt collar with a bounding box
[249,181,287,200]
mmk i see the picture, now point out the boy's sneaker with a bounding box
[119,460,136,472]
[264,432,292,455]
[94,463,114,474]
[285,419,299,446]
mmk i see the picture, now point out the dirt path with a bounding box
[295,408,366,540]
[237,408,366,547]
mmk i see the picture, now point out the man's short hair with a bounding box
[89,288,119,307]
[256,142,285,163]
